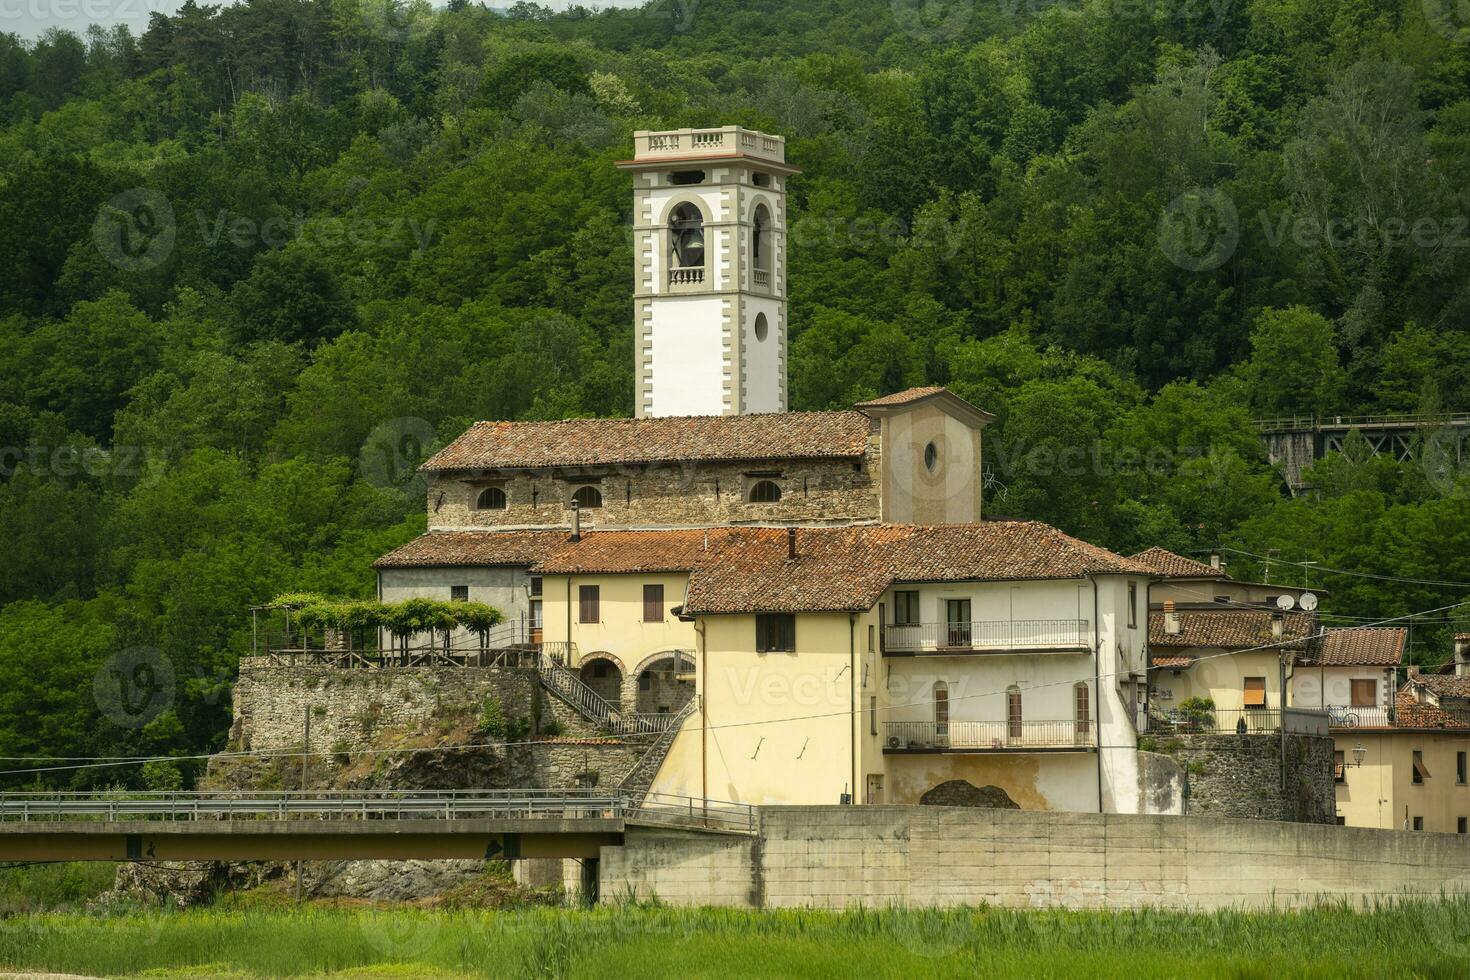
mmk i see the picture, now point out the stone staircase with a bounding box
[535,655,682,739]
[618,699,696,808]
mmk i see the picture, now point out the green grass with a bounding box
[0,861,117,916]
[1,900,1469,978]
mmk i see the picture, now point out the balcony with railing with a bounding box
[633,126,785,164]
[1322,705,1393,729]
[882,619,1091,656]
[883,719,1096,753]
[669,267,705,289]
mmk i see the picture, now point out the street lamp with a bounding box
[1352,742,1367,768]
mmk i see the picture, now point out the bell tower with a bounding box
[617,126,795,418]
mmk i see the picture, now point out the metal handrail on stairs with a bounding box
[618,699,696,807]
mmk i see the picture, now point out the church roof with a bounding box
[420,411,871,473]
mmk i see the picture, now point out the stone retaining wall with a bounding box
[1139,732,1336,824]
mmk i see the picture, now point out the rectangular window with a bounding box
[638,672,650,691]
[893,590,920,625]
[1413,816,1424,831]
[1413,750,1429,784]
[1334,750,1346,783]
[643,583,664,622]
[755,613,795,653]
[870,695,877,736]
[1458,751,1466,785]
[1350,678,1377,708]
[1128,582,1138,629]
[450,585,469,602]
[530,576,543,598]
[1243,677,1267,708]
[1460,817,1468,835]
[579,585,600,624]
[1335,816,1346,826]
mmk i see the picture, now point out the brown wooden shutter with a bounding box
[1243,677,1267,707]
[579,585,599,624]
[643,583,664,622]
[1350,678,1377,707]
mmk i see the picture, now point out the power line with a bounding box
[1210,547,1470,590]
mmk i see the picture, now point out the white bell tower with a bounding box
[618,126,795,418]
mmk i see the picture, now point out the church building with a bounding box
[374,127,1161,814]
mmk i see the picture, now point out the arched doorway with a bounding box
[632,651,695,715]
[579,654,623,707]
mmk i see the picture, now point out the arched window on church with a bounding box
[669,203,705,285]
[751,203,771,287]
[572,485,603,509]
[748,480,781,503]
[475,487,507,511]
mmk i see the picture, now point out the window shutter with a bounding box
[1350,679,1377,707]
[1243,677,1267,707]
[579,585,599,624]
[643,584,664,622]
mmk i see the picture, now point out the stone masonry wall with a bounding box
[1140,732,1336,824]
[427,449,881,531]
[602,806,1470,911]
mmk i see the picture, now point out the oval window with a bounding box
[754,313,769,342]
[924,442,939,472]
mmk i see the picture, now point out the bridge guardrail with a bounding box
[0,788,756,834]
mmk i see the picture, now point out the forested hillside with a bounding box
[2,0,1469,784]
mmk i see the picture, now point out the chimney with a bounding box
[1209,552,1221,569]
[570,500,581,542]
[1270,611,1285,640]
[1456,636,1470,678]
[787,526,797,560]
[1163,599,1181,635]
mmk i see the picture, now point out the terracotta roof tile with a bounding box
[1298,628,1406,667]
[1152,654,1193,669]
[1408,671,1470,699]
[1130,547,1228,579]
[373,530,570,568]
[1394,689,1470,730]
[532,528,742,575]
[1148,609,1315,649]
[682,521,1150,615]
[852,386,947,408]
[421,412,871,472]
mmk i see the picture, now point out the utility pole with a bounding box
[297,705,311,903]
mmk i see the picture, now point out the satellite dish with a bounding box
[1276,594,1296,611]
[1299,592,1319,612]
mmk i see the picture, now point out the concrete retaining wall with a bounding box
[601,805,1470,910]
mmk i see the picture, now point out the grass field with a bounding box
[1,898,1470,978]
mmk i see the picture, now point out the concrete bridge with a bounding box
[0,789,754,863]
[1257,413,1470,493]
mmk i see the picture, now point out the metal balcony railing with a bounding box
[1322,705,1393,729]
[883,619,1090,654]
[1144,706,1282,735]
[883,719,1096,751]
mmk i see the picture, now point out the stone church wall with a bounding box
[426,446,882,532]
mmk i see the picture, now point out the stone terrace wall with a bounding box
[602,806,1470,910]
[1140,733,1336,824]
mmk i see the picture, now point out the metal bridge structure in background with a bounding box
[1256,413,1470,494]
[0,789,755,863]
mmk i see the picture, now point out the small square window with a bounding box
[450,585,469,602]
[756,613,796,653]
[1412,816,1424,831]
[1243,677,1267,708]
